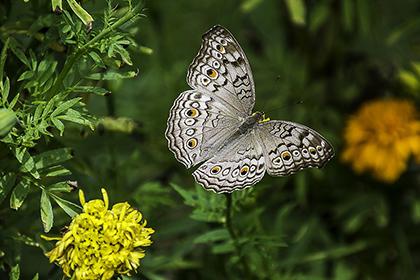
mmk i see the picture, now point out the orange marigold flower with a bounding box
[342,99,420,183]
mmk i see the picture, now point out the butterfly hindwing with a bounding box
[256,121,334,176]
[193,132,265,193]
[187,25,255,116]
[165,90,241,168]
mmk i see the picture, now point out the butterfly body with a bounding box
[166,26,334,193]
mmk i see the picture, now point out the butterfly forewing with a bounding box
[165,90,241,168]
[187,25,256,116]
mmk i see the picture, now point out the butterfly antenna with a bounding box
[265,100,305,115]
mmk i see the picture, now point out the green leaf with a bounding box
[309,3,329,32]
[212,241,235,254]
[50,194,80,217]
[0,109,16,137]
[51,0,62,12]
[0,173,16,204]
[15,148,40,179]
[88,51,105,67]
[9,93,20,110]
[66,0,94,28]
[17,71,34,82]
[51,97,81,117]
[51,117,65,135]
[342,0,354,31]
[32,273,39,280]
[41,190,54,232]
[10,178,31,210]
[171,183,197,207]
[47,181,72,193]
[73,86,110,96]
[33,148,73,170]
[0,38,9,82]
[284,0,306,25]
[241,0,264,12]
[42,165,72,177]
[194,229,230,244]
[8,38,30,67]
[58,111,93,127]
[33,103,44,124]
[9,263,20,280]
[1,77,10,104]
[86,70,138,80]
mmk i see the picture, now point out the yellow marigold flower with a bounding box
[44,188,154,280]
[342,99,420,183]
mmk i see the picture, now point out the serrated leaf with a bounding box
[33,148,73,170]
[50,194,80,217]
[43,165,72,177]
[194,229,230,244]
[41,190,54,232]
[51,97,81,117]
[10,178,31,210]
[0,173,16,204]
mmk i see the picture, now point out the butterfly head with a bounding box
[253,111,270,124]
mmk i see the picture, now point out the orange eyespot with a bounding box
[206,68,218,79]
[309,147,317,155]
[281,151,291,161]
[211,165,221,174]
[187,138,197,149]
[240,166,249,176]
[186,108,199,118]
[216,44,226,53]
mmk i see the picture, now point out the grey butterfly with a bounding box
[165,25,334,193]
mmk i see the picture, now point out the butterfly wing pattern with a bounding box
[187,25,255,116]
[257,121,334,176]
[166,25,334,193]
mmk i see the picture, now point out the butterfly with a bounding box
[165,25,334,193]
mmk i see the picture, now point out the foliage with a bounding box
[0,0,420,279]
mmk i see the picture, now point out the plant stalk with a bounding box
[225,193,253,279]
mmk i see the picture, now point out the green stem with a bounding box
[46,4,140,99]
[224,193,252,278]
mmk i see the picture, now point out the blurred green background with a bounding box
[1,0,420,279]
